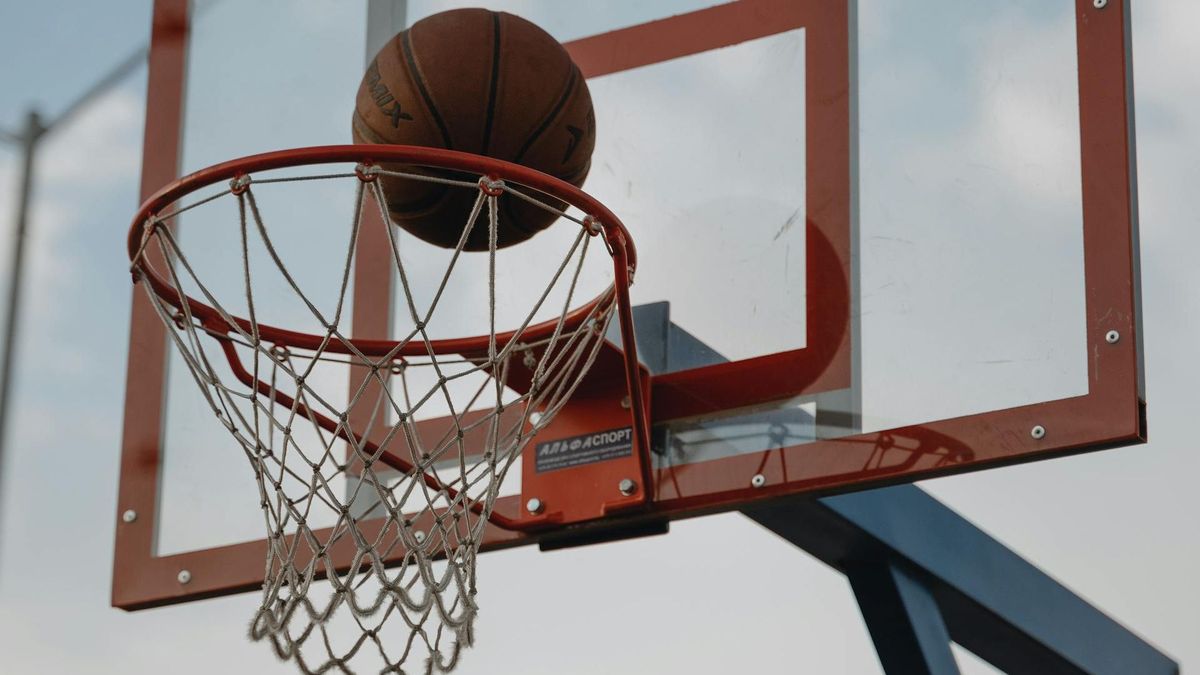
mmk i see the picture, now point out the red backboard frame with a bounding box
[114,0,1142,609]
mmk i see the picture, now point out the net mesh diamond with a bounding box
[131,164,620,673]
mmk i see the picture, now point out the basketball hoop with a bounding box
[127,145,648,673]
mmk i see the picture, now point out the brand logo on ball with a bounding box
[364,59,413,127]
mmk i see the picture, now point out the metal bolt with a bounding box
[1030,425,1046,440]
[121,509,138,524]
[620,395,632,409]
[413,530,427,545]
[618,478,637,496]
[751,474,766,488]
[525,497,544,514]
[177,570,192,585]
[529,412,542,425]
[1093,0,1107,8]
[1105,330,1120,344]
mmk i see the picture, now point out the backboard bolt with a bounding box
[177,570,192,585]
[413,530,427,545]
[1093,0,1107,8]
[618,478,637,495]
[620,395,631,409]
[121,509,137,524]
[751,474,766,488]
[1030,425,1047,440]
[525,497,544,514]
[1105,330,1120,344]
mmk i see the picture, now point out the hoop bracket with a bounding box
[518,340,653,528]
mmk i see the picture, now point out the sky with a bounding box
[0,0,1197,673]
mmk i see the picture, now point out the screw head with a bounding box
[525,497,544,514]
[751,474,766,488]
[177,570,192,585]
[413,530,427,545]
[121,509,138,524]
[1105,330,1120,344]
[620,395,632,409]
[618,478,637,496]
[1031,425,1046,440]
[1093,0,1107,8]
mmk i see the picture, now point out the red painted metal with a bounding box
[642,0,1144,511]
[115,0,1144,610]
[128,145,636,357]
[113,0,189,609]
[519,345,652,527]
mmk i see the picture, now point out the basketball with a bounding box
[352,9,595,251]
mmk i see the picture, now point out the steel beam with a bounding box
[743,489,1176,675]
[847,561,960,675]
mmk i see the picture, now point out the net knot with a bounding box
[140,216,161,246]
[130,217,163,275]
[355,163,380,183]
[478,175,505,196]
[229,174,252,195]
[583,215,602,237]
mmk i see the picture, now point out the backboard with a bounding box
[117,0,1142,616]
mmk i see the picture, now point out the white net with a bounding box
[131,162,623,674]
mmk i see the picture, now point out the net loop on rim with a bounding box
[355,162,380,183]
[126,145,648,675]
[230,173,252,195]
[477,175,505,196]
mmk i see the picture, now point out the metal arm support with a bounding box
[846,560,961,675]
[743,489,1176,675]
[639,304,1175,675]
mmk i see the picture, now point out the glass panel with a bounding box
[157,0,371,555]
[152,0,1091,550]
[857,0,1086,432]
[662,0,1087,463]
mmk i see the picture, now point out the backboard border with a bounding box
[113,0,1143,609]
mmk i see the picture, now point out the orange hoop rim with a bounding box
[127,144,637,357]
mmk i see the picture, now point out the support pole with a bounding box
[0,110,45,490]
[847,561,961,675]
[0,40,146,510]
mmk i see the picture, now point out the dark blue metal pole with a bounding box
[847,561,960,675]
[628,302,1176,674]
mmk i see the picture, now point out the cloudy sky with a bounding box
[0,1,1197,673]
